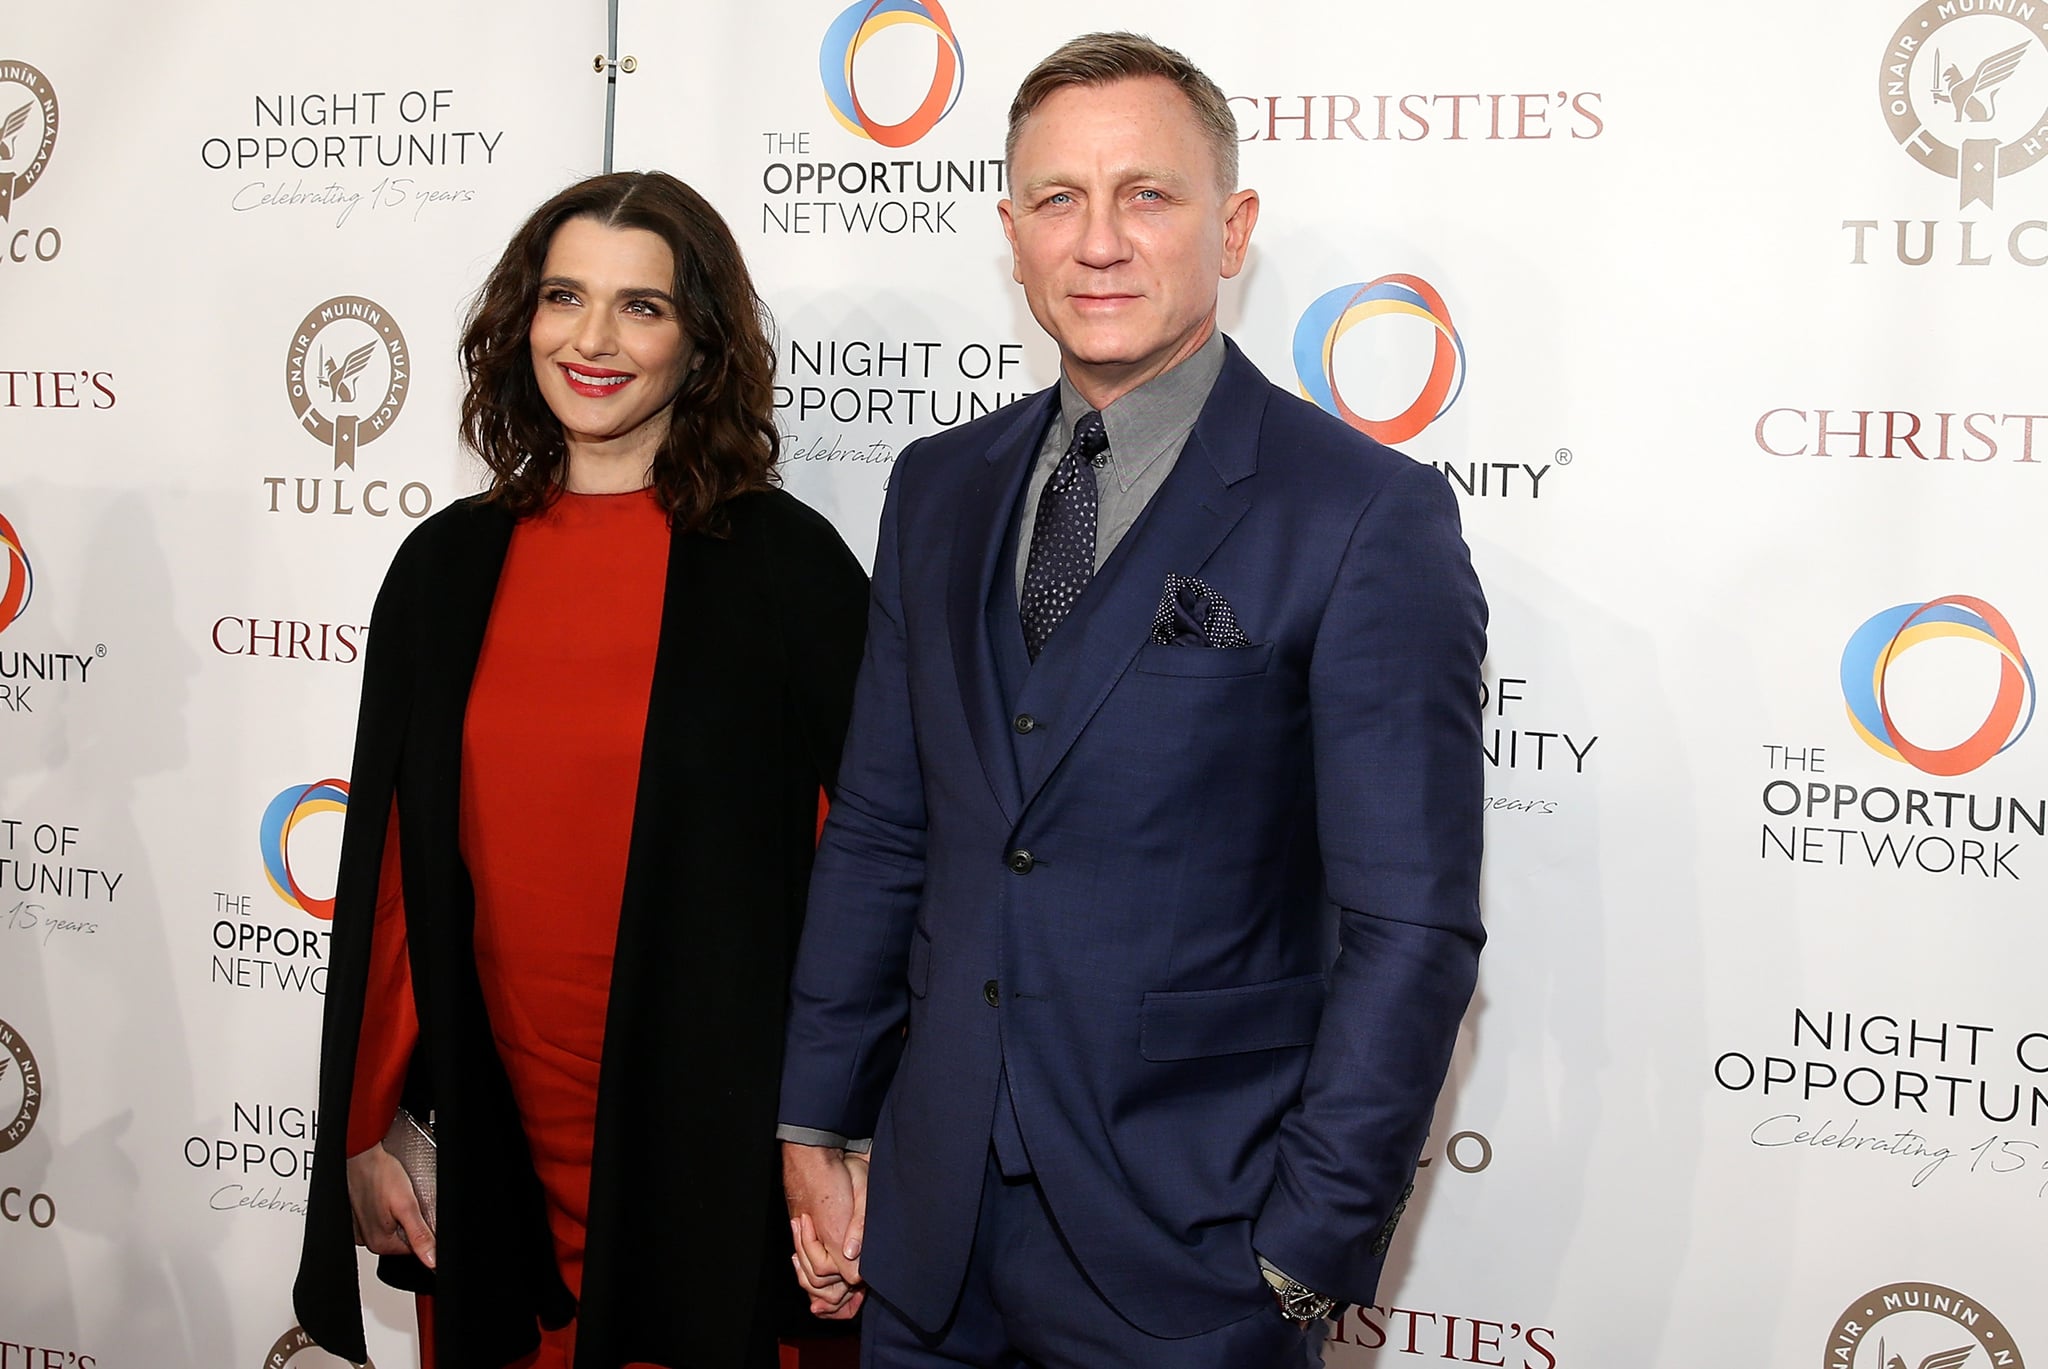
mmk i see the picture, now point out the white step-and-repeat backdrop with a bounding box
[4,1,2044,1366]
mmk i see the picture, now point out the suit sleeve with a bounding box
[778,455,930,1138]
[1252,459,1486,1304]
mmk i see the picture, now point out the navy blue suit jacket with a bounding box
[781,339,1486,1337]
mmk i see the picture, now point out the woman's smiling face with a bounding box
[527,215,695,464]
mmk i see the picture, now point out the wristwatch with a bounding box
[1261,1266,1337,1326]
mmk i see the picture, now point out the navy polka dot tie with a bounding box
[1020,410,1108,661]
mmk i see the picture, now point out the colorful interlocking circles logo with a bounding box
[819,0,964,147]
[1841,595,2036,776]
[259,780,349,920]
[0,511,31,635]
[1293,275,1467,445]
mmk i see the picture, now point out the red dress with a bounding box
[349,488,670,1369]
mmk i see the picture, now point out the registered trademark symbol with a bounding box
[95,644,107,657]
[1553,448,1573,465]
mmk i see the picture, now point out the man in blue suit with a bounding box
[780,31,1486,1369]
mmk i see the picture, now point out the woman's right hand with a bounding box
[345,1143,437,1269]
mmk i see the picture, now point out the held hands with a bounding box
[782,1141,868,1319]
[344,1141,437,1270]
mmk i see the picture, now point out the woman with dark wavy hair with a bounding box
[294,171,868,1369]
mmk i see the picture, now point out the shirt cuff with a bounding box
[776,1124,872,1154]
[1256,1253,1308,1289]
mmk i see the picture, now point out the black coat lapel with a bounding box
[411,501,516,887]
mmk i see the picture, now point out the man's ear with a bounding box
[997,198,1024,284]
[1219,189,1260,280]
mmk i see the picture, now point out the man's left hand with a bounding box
[783,1141,869,1319]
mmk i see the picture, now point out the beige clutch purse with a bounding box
[380,1107,437,1233]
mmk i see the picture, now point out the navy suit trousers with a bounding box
[861,1150,1327,1369]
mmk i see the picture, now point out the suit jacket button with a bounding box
[1006,849,1034,874]
[983,979,1000,1007]
[1013,713,1036,734]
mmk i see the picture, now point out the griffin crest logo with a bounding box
[317,341,378,405]
[263,1326,376,1369]
[1883,1345,1977,1369]
[0,103,33,159]
[1824,1283,2025,1369]
[0,61,58,222]
[1932,40,2031,121]
[283,296,410,469]
[1880,3,2048,208]
[0,1017,42,1153]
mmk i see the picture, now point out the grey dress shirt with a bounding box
[1014,329,1226,601]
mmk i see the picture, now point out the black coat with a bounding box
[294,488,868,1369]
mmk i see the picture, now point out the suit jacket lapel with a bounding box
[947,390,1058,822]
[1014,346,1267,805]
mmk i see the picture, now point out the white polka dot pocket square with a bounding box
[1150,573,1251,649]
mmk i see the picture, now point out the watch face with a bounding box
[1279,1286,1337,1324]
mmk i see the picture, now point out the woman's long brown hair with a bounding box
[459,171,780,530]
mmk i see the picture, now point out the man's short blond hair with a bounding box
[1005,32,1240,193]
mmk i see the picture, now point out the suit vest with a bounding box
[983,442,1165,1175]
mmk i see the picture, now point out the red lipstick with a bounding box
[560,363,635,398]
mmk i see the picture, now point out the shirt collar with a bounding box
[1053,330,1227,493]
